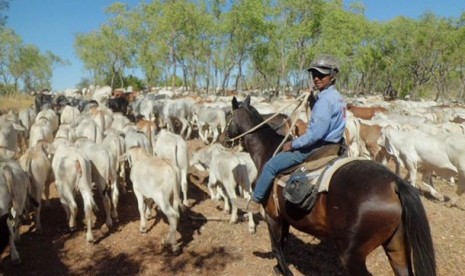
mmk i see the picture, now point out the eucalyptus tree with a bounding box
[277,0,325,91]
[451,12,465,102]
[311,0,369,93]
[0,27,21,93]
[384,16,439,99]
[9,45,64,92]
[425,14,456,102]
[173,0,214,92]
[75,31,109,85]
[132,2,164,85]
[75,3,137,88]
[219,0,272,92]
[136,0,197,89]
[0,0,9,26]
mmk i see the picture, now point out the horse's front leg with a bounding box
[265,214,292,276]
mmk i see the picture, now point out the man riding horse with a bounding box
[232,54,346,213]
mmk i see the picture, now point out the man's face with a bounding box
[310,70,331,91]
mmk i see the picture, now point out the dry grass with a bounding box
[0,93,34,114]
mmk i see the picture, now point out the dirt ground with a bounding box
[1,138,465,276]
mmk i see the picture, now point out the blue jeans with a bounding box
[252,144,321,204]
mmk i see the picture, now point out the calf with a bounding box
[192,106,226,144]
[379,126,460,201]
[124,146,181,253]
[153,129,189,206]
[75,138,117,226]
[18,141,52,232]
[0,121,25,159]
[346,104,387,120]
[163,98,195,139]
[190,143,257,233]
[0,158,31,264]
[52,144,97,243]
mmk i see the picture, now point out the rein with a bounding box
[225,92,310,151]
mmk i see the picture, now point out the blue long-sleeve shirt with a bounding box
[291,85,346,149]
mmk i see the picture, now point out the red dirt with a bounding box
[1,138,464,275]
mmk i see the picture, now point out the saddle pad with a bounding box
[276,157,368,192]
[317,157,368,192]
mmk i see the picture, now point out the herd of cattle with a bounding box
[1,85,465,265]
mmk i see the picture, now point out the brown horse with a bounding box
[222,95,436,276]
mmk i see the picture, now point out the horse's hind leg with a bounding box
[339,251,371,276]
[383,224,412,276]
[265,214,292,276]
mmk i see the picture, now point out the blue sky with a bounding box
[5,0,465,91]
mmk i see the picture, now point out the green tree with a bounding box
[75,3,137,89]
[0,0,10,26]
[0,27,21,93]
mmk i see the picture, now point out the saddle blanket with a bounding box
[278,157,368,192]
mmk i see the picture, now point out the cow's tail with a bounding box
[171,146,182,213]
[75,158,98,213]
[396,179,436,276]
[22,153,39,209]
[3,165,14,204]
[171,164,182,215]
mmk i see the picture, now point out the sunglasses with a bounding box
[310,71,330,79]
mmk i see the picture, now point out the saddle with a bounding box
[273,143,344,212]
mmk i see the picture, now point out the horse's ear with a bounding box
[244,95,251,106]
[232,96,239,110]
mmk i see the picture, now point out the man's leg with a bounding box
[232,150,309,213]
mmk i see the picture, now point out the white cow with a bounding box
[163,98,196,139]
[124,146,180,252]
[125,130,152,154]
[91,85,112,105]
[379,126,461,201]
[35,109,59,133]
[18,141,52,232]
[75,117,104,144]
[29,116,55,148]
[102,129,126,195]
[153,129,189,206]
[60,105,81,126]
[190,143,257,233]
[75,138,118,226]
[192,106,226,144]
[18,107,37,138]
[0,158,31,264]
[0,121,25,159]
[52,144,97,243]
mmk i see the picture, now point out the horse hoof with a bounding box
[273,265,293,276]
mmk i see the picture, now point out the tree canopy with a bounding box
[3,0,465,101]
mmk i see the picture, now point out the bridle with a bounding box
[224,92,310,153]
[223,112,242,148]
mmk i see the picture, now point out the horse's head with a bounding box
[220,95,264,148]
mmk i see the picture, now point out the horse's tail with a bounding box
[396,180,436,276]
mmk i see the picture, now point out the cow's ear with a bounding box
[244,95,251,106]
[232,96,239,110]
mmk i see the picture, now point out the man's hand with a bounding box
[282,141,292,152]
